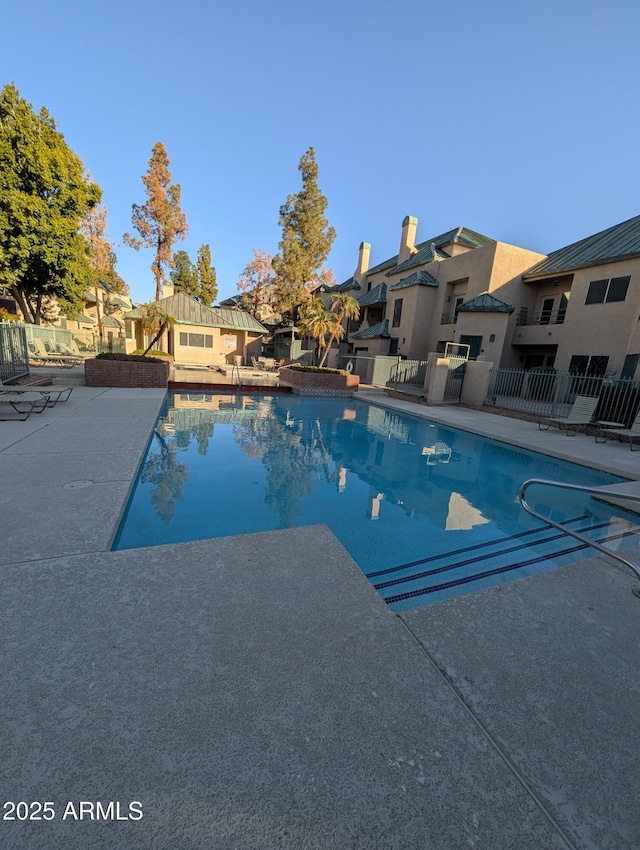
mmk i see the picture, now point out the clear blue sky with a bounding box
[3,0,640,305]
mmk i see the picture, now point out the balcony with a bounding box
[516,308,566,327]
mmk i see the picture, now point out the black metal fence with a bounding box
[485,368,640,426]
[0,323,29,383]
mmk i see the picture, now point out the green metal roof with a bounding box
[125,292,267,333]
[324,276,361,293]
[457,292,514,313]
[366,226,495,277]
[108,293,132,308]
[523,213,640,279]
[219,294,245,308]
[74,312,96,324]
[353,318,390,340]
[389,270,439,291]
[358,283,387,306]
[390,242,448,275]
[101,315,124,328]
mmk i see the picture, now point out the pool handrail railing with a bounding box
[519,477,640,597]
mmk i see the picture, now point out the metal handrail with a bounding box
[519,478,640,596]
[231,364,242,389]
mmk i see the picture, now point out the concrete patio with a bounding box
[1,386,639,849]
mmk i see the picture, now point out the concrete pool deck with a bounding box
[1,386,639,849]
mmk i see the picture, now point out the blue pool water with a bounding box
[113,392,640,610]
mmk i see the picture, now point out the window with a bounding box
[459,335,482,360]
[392,298,403,327]
[568,354,609,377]
[540,298,554,325]
[585,276,630,304]
[389,338,399,355]
[179,332,213,347]
[621,353,640,380]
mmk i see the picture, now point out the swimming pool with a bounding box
[113,392,640,610]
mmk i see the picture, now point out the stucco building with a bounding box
[124,283,267,366]
[328,213,640,379]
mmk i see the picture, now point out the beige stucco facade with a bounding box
[335,212,640,380]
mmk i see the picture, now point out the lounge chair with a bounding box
[0,385,73,407]
[596,409,640,450]
[539,395,599,435]
[31,338,82,367]
[57,340,84,360]
[251,357,266,370]
[0,390,50,420]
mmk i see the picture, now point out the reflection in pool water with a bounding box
[113,392,640,609]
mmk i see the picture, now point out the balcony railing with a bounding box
[516,308,566,327]
[440,311,459,325]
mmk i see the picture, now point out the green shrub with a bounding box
[94,352,164,363]
[289,365,348,376]
[131,349,170,357]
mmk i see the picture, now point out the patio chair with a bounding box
[596,409,640,450]
[251,357,266,370]
[538,395,599,435]
[0,390,50,420]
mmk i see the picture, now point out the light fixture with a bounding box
[489,334,495,342]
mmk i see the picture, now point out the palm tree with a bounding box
[318,293,360,367]
[140,301,176,356]
[297,297,334,365]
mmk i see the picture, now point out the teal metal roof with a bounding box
[125,292,267,333]
[353,318,390,340]
[366,226,495,276]
[101,315,124,328]
[358,283,387,307]
[219,294,245,308]
[74,312,96,324]
[324,276,361,293]
[457,292,514,313]
[390,242,448,275]
[523,214,640,279]
[389,270,439,291]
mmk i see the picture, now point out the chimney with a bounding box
[354,241,371,284]
[398,215,418,265]
[162,280,174,299]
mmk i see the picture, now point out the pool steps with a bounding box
[377,516,640,609]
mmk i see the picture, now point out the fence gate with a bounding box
[0,324,29,383]
[389,359,430,397]
[443,356,467,403]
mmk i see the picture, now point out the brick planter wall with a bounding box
[85,358,169,388]
[279,367,359,397]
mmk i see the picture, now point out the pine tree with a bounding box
[196,244,217,306]
[272,147,336,316]
[124,142,188,302]
[0,83,100,323]
[170,249,198,297]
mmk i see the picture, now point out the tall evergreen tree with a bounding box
[0,83,100,323]
[170,249,198,296]
[196,244,217,306]
[124,142,188,302]
[272,147,335,316]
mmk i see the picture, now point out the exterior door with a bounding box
[459,335,482,360]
